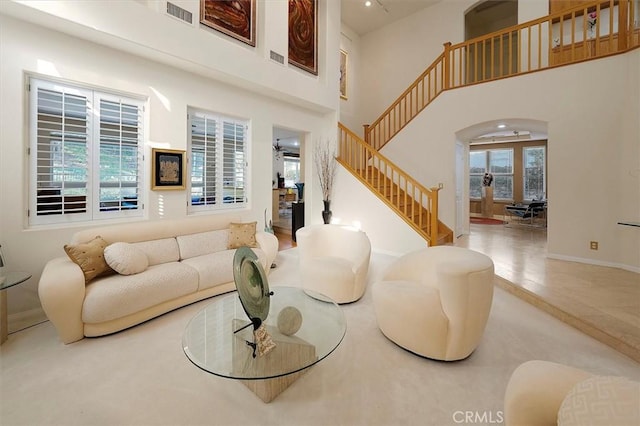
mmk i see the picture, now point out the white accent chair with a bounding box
[372,246,494,361]
[295,224,371,304]
[504,360,639,425]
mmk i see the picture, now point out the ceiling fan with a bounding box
[273,139,285,153]
[273,138,287,159]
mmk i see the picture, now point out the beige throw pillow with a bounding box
[228,221,258,249]
[104,242,149,275]
[64,236,115,284]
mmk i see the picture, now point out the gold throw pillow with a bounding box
[228,222,259,249]
[64,236,115,284]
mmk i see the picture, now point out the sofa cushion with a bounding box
[228,221,258,249]
[181,250,236,291]
[182,248,267,291]
[177,229,229,260]
[130,237,180,266]
[64,236,115,284]
[82,262,199,324]
[104,242,149,275]
[558,375,640,426]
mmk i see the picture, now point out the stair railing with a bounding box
[338,122,441,245]
[363,0,639,151]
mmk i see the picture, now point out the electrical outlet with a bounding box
[590,241,599,250]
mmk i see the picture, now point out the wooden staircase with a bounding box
[364,166,453,245]
[337,123,452,246]
[338,1,637,246]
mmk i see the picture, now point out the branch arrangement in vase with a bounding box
[314,142,337,201]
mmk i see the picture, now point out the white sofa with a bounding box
[38,214,278,344]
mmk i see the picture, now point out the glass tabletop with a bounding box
[183,286,346,380]
[0,272,32,291]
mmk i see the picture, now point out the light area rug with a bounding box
[1,249,638,426]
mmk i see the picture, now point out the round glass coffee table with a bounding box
[183,286,346,402]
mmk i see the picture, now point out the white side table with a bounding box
[0,272,32,345]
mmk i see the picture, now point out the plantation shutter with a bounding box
[188,110,248,212]
[190,113,218,206]
[96,97,143,215]
[32,81,91,223]
[29,77,144,226]
[222,119,246,205]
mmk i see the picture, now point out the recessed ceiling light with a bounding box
[497,124,506,129]
[365,1,372,7]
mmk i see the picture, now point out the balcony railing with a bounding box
[364,0,639,150]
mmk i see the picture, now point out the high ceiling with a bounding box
[341,0,442,36]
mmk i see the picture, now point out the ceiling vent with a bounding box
[167,2,193,25]
[270,50,285,64]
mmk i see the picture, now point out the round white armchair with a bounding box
[372,246,494,361]
[295,224,371,304]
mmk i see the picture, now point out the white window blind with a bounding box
[29,78,144,225]
[189,109,248,212]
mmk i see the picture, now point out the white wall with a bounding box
[0,0,340,114]
[356,0,557,131]
[377,52,640,270]
[330,167,426,255]
[338,24,362,135]
[357,0,474,128]
[0,13,336,316]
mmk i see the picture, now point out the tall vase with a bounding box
[322,200,332,224]
[294,183,304,201]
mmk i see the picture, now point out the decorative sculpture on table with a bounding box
[277,306,303,336]
[482,172,493,187]
[233,247,275,357]
[481,173,494,218]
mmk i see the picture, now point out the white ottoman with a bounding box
[504,360,640,426]
[372,246,494,361]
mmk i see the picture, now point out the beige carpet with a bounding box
[1,249,638,426]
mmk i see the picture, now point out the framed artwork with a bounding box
[340,49,348,99]
[288,0,317,75]
[200,0,256,47]
[151,148,186,190]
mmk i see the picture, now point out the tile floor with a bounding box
[455,222,640,362]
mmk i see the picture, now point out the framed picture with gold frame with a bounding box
[151,148,186,190]
[340,49,348,99]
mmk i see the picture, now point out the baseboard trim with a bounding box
[8,307,48,334]
[546,253,640,274]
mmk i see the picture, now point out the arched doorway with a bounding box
[455,118,548,237]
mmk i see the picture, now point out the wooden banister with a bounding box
[363,0,639,151]
[338,122,449,246]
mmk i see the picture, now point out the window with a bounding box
[29,78,144,226]
[188,109,248,213]
[523,146,546,200]
[469,148,513,200]
[283,155,300,188]
[469,151,487,198]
